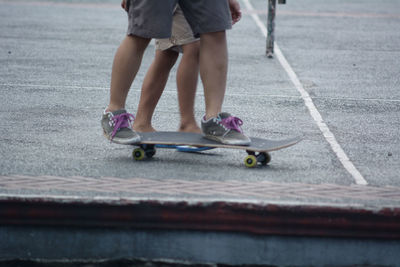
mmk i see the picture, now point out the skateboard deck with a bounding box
[132,131,301,168]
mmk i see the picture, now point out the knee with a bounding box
[182,41,200,61]
[156,50,179,69]
[200,31,226,45]
[127,35,151,53]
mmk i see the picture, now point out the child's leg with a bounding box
[199,31,228,120]
[178,0,250,145]
[177,41,201,133]
[107,35,151,112]
[133,49,179,132]
[101,35,150,145]
[102,0,178,144]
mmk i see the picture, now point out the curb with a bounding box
[1,194,399,239]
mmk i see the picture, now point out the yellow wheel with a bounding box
[133,148,145,161]
[244,155,257,168]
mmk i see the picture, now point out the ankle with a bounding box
[204,111,220,120]
[106,105,125,113]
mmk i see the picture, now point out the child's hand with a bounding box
[229,0,242,25]
[121,0,129,12]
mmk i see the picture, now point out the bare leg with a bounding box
[177,41,201,133]
[133,49,178,132]
[107,35,151,112]
[199,31,228,120]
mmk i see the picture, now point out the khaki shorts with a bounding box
[155,5,199,53]
[127,0,232,39]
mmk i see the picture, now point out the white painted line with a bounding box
[4,83,399,103]
[0,83,104,90]
[243,0,368,185]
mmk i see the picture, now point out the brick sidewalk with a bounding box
[1,175,400,207]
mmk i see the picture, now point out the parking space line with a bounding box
[3,83,400,103]
[243,0,368,185]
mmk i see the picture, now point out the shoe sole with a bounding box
[103,131,141,145]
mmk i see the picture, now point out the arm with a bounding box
[121,0,129,12]
[229,0,242,25]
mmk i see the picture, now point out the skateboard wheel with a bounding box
[133,148,145,161]
[258,152,271,166]
[244,155,257,168]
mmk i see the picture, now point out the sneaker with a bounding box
[201,112,251,145]
[101,109,141,145]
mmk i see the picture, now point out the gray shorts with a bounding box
[127,0,232,39]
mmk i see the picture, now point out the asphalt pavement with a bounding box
[1,0,400,265]
[0,0,400,221]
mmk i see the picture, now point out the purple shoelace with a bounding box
[221,116,244,133]
[111,113,135,139]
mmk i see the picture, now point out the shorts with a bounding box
[155,5,199,53]
[127,0,232,39]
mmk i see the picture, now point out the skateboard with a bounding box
[131,131,301,168]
